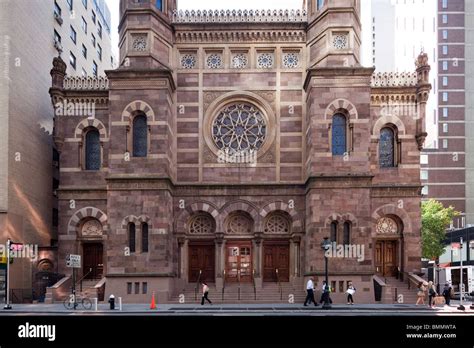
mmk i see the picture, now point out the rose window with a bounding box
[333,34,348,50]
[257,53,274,68]
[232,54,248,69]
[264,213,290,234]
[207,54,223,69]
[226,214,252,234]
[283,53,299,68]
[212,103,267,155]
[132,36,147,51]
[189,214,215,234]
[181,54,196,69]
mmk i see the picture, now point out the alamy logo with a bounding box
[18,322,56,342]
[324,242,365,262]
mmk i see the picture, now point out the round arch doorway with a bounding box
[225,241,252,283]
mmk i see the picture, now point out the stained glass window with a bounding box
[343,222,351,245]
[330,222,338,243]
[129,223,136,253]
[212,103,266,155]
[380,127,395,168]
[156,0,163,11]
[142,223,148,253]
[332,114,346,156]
[133,115,148,157]
[85,129,100,170]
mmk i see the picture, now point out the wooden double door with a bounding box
[189,243,215,283]
[263,241,290,282]
[83,243,104,279]
[375,240,398,277]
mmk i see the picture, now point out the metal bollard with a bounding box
[119,297,122,311]
[93,298,98,312]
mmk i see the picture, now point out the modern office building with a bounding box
[362,0,438,149]
[49,0,431,304]
[421,0,471,227]
[54,0,115,76]
[0,0,114,303]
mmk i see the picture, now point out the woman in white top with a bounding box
[346,281,356,305]
[201,282,212,305]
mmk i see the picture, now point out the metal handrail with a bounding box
[276,268,282,300]
[237,270,241,301]
[194,270,202,301]
[222,270,226,301]
[77,268,93,292]
[252,269,257,300]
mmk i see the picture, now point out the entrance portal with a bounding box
[189,242,215,283]
[83,243,103,279]
[263,241,290,282]
[375,240,397,277]
[225,242,252,283]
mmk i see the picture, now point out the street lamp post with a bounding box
[321,237,332,310]
[4,239,12,310]
[457,237,465,311]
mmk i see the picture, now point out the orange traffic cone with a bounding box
[150,291,157,310]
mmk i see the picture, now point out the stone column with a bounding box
[215,232,225,291]
[253,232,263,289]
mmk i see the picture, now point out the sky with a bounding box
[105,0,305,60]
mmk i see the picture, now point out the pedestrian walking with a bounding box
[427,281,437,308]
[346,281,356,305]
[415,281,426,305]
[442,282,453,306]
[320,281,332,305]
[303,277,318,306]
[201,282,212,305]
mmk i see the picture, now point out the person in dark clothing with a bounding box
[303,277,318,306]
[320,281,332,305]
[442,283,452,306]
[201,282,212,305]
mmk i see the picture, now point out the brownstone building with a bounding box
[49,0,431,303]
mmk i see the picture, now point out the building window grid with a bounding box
[82,17,87,34]
[54,1,62,17]
[97,44,102,61]
[69,51,76,69]
[70,26,77,44]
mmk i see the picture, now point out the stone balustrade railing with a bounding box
[371,72,418,88]
[63,76,109,90]
[172,9,308,23]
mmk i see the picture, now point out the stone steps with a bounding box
[171,283,306,303]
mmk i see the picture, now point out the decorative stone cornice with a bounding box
[370,93,417,105]
[371,72,417,88]
[172,9,307,23]
[63,76,109,90]
[175,30,306,43]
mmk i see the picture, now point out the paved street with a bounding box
[1,302,473,316]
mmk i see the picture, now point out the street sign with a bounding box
[66,254,81,268]
[451,242,461,249]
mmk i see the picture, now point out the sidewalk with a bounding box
[1,302,473,315]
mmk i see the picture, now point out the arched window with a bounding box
[332,114,347,156]
[85,129,101,170]
[133,115,148,157]
[380,127,395,168]
[129,223,136,253]
[330,221,338,243]
[156,0,163,11]
[142,222,149,253]
[343,222,351,245]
